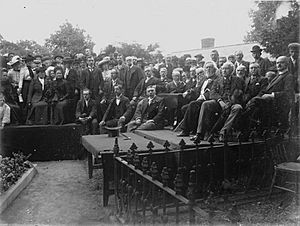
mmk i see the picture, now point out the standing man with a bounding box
[287,43,299,93]
[210,50,220,69]
[124,56,144,101]
[250,45,271,77]
[116,54,128,84]
[234,50,250,77]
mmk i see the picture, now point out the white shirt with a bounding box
[148,97,154,105]
[116,95,122,106]
[38,78,45,90]
[64,68,69,79]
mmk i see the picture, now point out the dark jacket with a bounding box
[210,75,245,104]
[27,78,52,103]
[133,95,165,125]
[165,81,186,93]
[263,70,295,106]
[124,65,144,100]
[133,76,163,98]
[243,76,268,103]
[81,67,104,99]
[288,57,299,92]
[102,95,131,122]
[190,74,219,100]
[102,77,124,102]
[52,79,71,101]
[253,57,271,77]
[75,98,97,119]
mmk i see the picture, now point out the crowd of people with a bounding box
[0,43,299,142]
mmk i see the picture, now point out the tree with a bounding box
[16,40,50,56]
[45,22,95,56]
[102,42,161,62]
[245,1,299,57]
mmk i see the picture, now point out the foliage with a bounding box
[0,152,32,195]
[0,36,50,56]
[45,22,95,57]
[245,1,299,57]
[102,42,161,62]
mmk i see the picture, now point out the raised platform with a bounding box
[133,129,222,149]
[0,124,83,161]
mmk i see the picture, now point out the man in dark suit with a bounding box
[99,84,131,129]
[287,43,299,93]
[127,85,165,131]
[81,56,104,101]
[251,45,271,77]
[234,50,250,77]
[192,62,245,142]
[244,56,295,131]
[178,62,219,136]
[165,56,173,80]
[116,54,128,84]
[124,56,144,101]
[75,88,98,135]
[132,66,163,102]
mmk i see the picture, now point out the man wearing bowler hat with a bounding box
[250,45,271,77]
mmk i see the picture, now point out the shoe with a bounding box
[177,130,190,137]
[218,134,225,142]
[190,133,204,143]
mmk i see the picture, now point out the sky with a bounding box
[0,0,258,54]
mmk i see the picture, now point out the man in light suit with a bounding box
[178,62,219,136]
[127,85,165,131]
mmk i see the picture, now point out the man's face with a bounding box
[160,70,167,78]
[210,52,218,62]
[145,69,152,78]
[111,70,118,80]
[172,73,180,82]
[204,63,215,78]
[117,55,123,64]
[236,68,246,78]
[85,49,91,55]
[219,59,226,67]
[114,86,122,96]
[43,60,52,67]
[56,57,63,64]
[276,58,288,71]
[249,64,259,76]
[228,57,235,64]
[55,70,63,79]
[38,71,46,79]
[251,51,261,60]
[80,60,86,68]
[126,59,133,67]
[83,91,90,101]
[235,53,243,62]
[146,87,156,98]
[289,49,299,59]
[222,65,232,77]
[87,58,94,67]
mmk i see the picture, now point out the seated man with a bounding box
[192,62,245,142]
[165,70,186,93]
[99,84,131,129]
[127,85,165,131]
[132,66,163,103]
[178,62,219,136]
[243,56,294,132]
[0,92,11,128]
[75,88,98,135]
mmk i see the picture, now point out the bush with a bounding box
[0,152,32,195]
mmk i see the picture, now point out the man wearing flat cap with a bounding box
[250,45,271,77]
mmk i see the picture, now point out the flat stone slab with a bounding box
[133,129,217,149]
[0,164,37,214]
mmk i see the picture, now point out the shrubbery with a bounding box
[0,152,32,195]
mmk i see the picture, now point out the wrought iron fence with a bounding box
[112,130,293,224]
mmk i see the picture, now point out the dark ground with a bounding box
[0,160,299,225]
